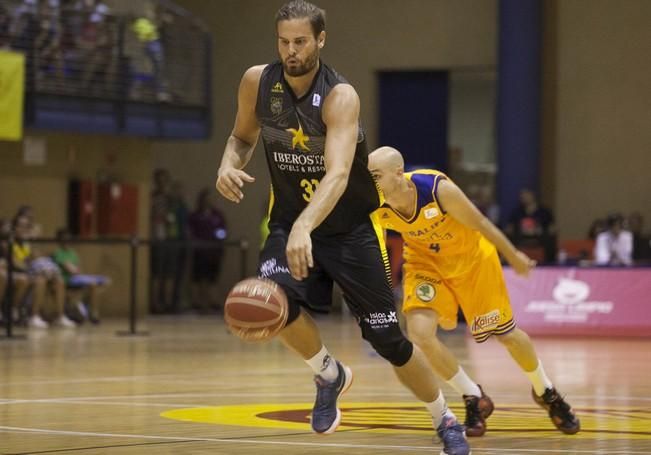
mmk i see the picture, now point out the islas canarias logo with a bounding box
[286,123,310,152]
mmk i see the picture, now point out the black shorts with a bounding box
[258,220,402,342]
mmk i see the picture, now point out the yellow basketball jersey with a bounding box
[374,170,483,277]
[12,242,31,270]
[374,170,515,340]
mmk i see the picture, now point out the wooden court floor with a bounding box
[1,314,650,454]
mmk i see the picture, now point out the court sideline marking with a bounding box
[1,391,650,402]
[1,426,650,454]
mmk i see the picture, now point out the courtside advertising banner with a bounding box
[0,50,25,141]
[505,267,651,336]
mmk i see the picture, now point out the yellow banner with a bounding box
[0,51,25,141]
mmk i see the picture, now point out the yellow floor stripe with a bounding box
[162,402,651,440]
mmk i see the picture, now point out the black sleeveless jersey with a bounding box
[255,60,381,235]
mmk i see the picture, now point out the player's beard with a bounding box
[282,47,319,77]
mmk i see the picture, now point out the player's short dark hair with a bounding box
[275,0,326,38]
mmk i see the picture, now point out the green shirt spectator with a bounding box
[52,247,80,283]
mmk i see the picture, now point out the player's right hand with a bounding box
[510,250,536,277]
[216,168,255,203]
[286,222,314,281]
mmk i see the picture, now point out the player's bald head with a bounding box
[368,146,404,172]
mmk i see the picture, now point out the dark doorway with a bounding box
[378,71,449,171]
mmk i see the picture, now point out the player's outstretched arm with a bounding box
[216,65,264,203]
[286,84,360,280]
[437,179,536,277]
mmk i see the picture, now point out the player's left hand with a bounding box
[286,224,314,280]
[510,251,536,277]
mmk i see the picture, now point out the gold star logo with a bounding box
[286,124,310,151]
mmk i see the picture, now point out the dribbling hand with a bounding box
[216,168,255,203]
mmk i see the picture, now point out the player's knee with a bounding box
[495,331,513,347]
[407,325,438,349]
[369,336,414,367]
[284,299,302,327]
[496,327,528,347]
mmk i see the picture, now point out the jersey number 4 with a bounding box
[429,243,441,253]
[300,178,320,202]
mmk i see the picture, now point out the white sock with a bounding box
[525,359,554,396]
[305,346,339,382]
[425,390,455,428]
[446,367,482,397]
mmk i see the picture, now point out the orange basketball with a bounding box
[224,277,289,342]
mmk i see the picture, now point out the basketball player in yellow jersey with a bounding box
[368,146,580,437]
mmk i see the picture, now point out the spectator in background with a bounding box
[0,241,8,321]
[12,214,75,328]
[594,213,633,266]
[188,188,227,313]
[166,180,189,312]
[629,212,651,264]
[15,204,43,238]
[131,0,170,101]
[0,219,31,324]
[77,0,114,94]
[505,188,556,263]
[588,217,607,240]
[52,228,110,323]
[150,168,177,313]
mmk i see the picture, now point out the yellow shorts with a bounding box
[402,237,515,343]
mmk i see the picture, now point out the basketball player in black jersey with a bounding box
[215,2,469,453]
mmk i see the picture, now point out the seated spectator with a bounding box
[505,188,556,262]
[15,204,43,238]
[12,214,75,328]
[0,218,31,324]
[594,213,633,266]
[188,188,227,313]
[52,228,110,323]
[629,211,651,264]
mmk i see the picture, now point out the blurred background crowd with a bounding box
[0,0,649,329]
